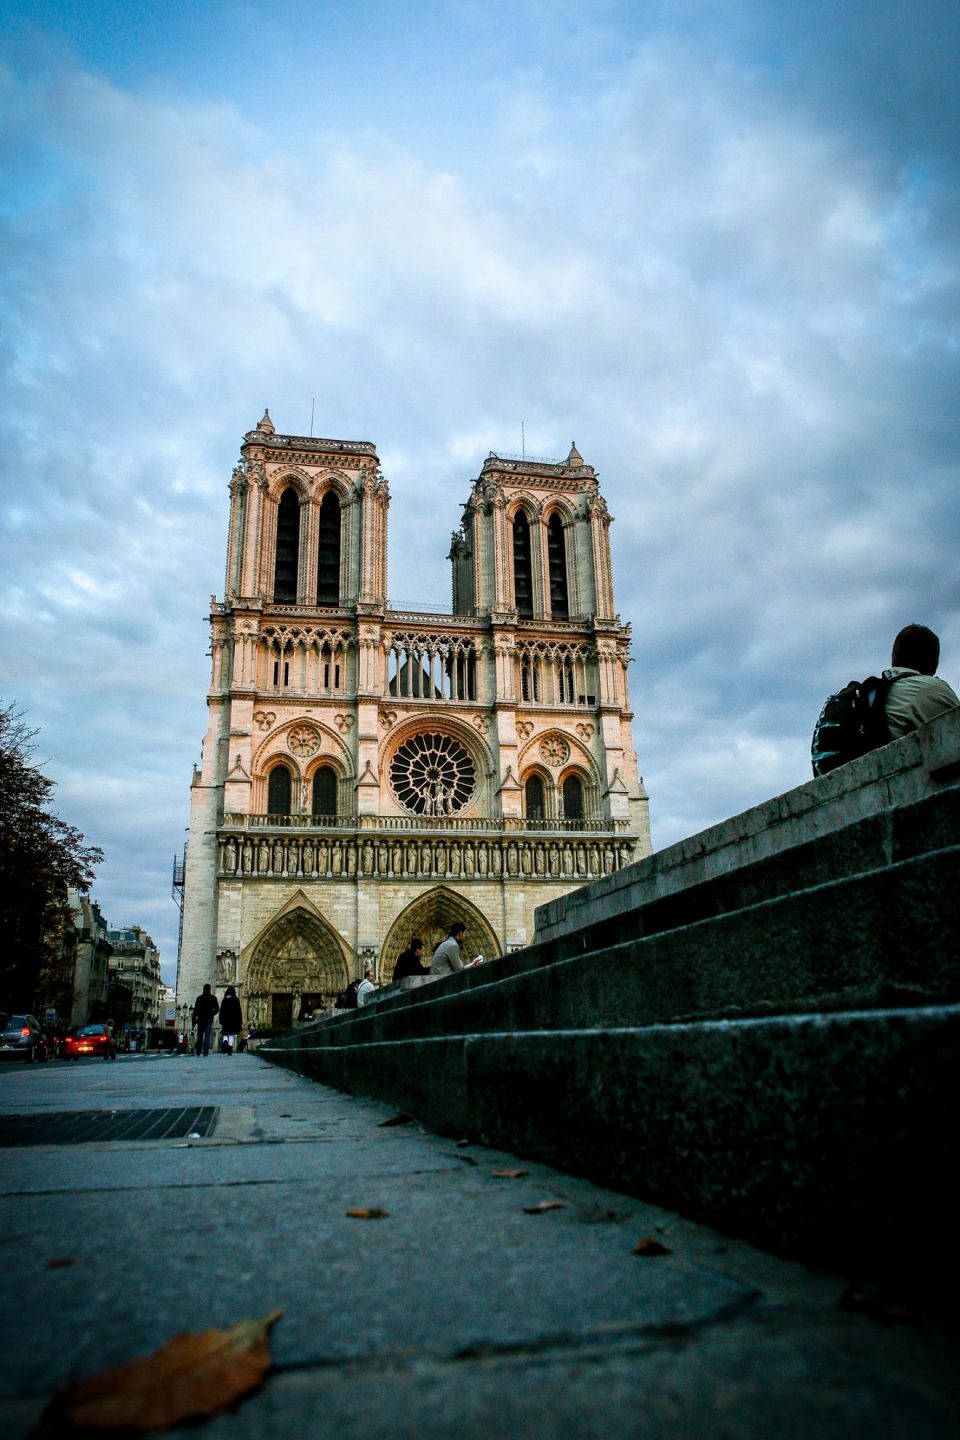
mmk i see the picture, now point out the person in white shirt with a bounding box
[356,967,378,1006]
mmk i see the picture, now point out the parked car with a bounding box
[61,1024,117,1061]
[0,1014,48,1063]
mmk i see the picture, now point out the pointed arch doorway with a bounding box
[380,887,501,982]
[245,907,349,1027]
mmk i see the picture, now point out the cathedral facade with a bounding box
[176,413,650,1026]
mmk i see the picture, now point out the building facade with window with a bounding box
[176,412,650,1027]
[107,926,163,1031]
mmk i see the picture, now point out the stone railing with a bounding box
[217,831,636,883]
[223,813,630,835]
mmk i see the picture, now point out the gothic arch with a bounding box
[254,719,354,780]
[244,905,350,1009]
[313,470,352,501]
[380,887,501,980]
[268,468,312,502]
[517,729,599,785]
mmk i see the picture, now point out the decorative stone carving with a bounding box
[390,732,476,816]
[334,713,355,733]
[539,735,570,767]
[288,724,321,757]
[380,710,398,729]
[254,710,276,731]
[575,723,593,740]
[472,715,490,734]
[517,721,534,739]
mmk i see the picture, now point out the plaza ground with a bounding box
[0,1051,956,1438]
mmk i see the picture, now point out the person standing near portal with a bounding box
[192,983,219,1057]
[219,985,242,1055]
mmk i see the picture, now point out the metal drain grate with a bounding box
[0,1107,219,1146]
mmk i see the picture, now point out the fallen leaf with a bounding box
[633,1237,672,1257]
[454,1153,477,1166]
[345,1207,389,1220]
[456,1138,471,1147]
[577,1206,630,1224]
[30,1310,282,1437]
[523,1199,566,1214]
[45,1257,75,1270]
[378,1113,414,1127]
[491,1168,529,1179]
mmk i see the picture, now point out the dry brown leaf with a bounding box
[633,1237,672,1256]
[378,1113,414,1127]
[523,1199,566,1214]
[30,1310,282,1437]
[491,1168,530,1179]
[345,1207,390,1219]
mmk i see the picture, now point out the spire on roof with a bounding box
[566,441,583,466]
[256,409,275,435]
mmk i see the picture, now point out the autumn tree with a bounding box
[0,702,103,1013]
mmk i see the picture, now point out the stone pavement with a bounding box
[0,1053,956,1439]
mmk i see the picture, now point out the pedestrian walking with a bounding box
[219,985,242,1055]
[191,983,219,1057]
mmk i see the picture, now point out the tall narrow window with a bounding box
[273,489,300,603]
[311,766,337,818]
[562,774,584,821]
[525,774,545,821]
[267,765,292,817]
[513,511,533,618]
[316,490,341,605]
[547,513,569,619]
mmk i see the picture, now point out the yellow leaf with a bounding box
[633,1237,671,1256]
[31,1310,282,1436]
[345,1207,389,1219]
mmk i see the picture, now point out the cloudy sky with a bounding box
[2,0,958,983]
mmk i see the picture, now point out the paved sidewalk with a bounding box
[0,1053,956,1438]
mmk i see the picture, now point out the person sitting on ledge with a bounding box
[393,937,430,984]
[884,624,959,739]
[431,922,466,978]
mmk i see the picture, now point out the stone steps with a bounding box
[264,1003,960,1276]
[285,841,960,1045]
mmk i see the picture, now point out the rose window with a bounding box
[390,732,476,816]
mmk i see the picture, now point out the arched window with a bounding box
[273,489,300,603]
[562,774,584,821]
[512,511,534,618]
[547,512,569,619]
[316,490,341,605]
[267,764,292,817]
[311,766,337,818]
[524,774,545,821]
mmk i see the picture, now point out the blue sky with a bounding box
[2,0,959,982]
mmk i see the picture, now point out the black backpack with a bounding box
[811,675,895,777]
[335,982,359,1010]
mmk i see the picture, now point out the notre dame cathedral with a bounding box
[176,412,650,1027]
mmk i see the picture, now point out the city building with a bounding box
[64,888,112,1026]
[107,926,163,1030]
[177,413,650,1027]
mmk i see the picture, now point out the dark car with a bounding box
[62,1024,117,1061]
[0,1014,49,1063]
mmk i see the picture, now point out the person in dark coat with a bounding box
[393,938,430,983]
[192,983,219,1057]
[219,985,243,1055]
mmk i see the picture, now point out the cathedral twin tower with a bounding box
[176,412,650,1026]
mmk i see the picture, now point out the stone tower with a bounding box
[176,414,650,1027]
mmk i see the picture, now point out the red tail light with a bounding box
[20,1028,30,1037]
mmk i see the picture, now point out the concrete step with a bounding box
[263,1001,960,1280]
[289,842,960,1047]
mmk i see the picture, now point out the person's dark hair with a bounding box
[450,921,466,937]
[892,624,940,675]
[202,983,211,994]
[224,985,236,997]
[409,937,424,951]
